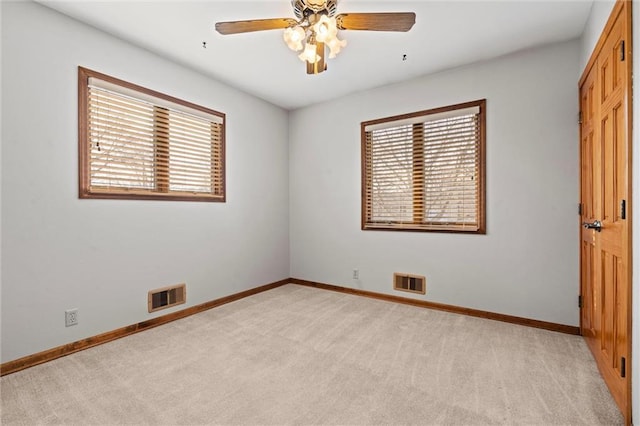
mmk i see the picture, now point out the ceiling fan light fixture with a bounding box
[326,36,346,58]
[298,42,320,63]
[283,25,306,51]
[314,15,337,43]
[215,1,416,75]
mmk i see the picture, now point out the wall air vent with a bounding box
[393,273,426,295]
[148,283,186,313]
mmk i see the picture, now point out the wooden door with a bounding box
[579,1,631,422]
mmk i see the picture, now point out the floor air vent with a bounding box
[148,283,186,313]
[394,273,426,295]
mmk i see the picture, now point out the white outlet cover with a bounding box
[65,309,78,327]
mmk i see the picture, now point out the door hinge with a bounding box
[578,295,583,308]
[621,356,626,378]
[621,199,626,219]
[578,111,583,124]
[620,40,626,61]
[578,203,583,215]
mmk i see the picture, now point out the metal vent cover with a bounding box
[148,283,186,313]
[393,273,426,295]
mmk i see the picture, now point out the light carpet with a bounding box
[1,284,623,425]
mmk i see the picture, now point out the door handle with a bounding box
[582,220,602,232]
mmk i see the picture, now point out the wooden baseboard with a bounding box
[1,276,580,376]
[290,278,580,336]
[0,279,289,376]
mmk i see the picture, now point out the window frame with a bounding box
[361,99,486,234]
[78,66,226,202]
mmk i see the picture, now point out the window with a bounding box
[78,67,225,202]
[362,99,485,233]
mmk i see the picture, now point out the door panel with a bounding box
[615,257,626,377]
[581,240,596,337]
[600,251,615,357]
[579,1,631,423]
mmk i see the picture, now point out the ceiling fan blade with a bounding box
[336,13,416,32]
[215,18,298,35]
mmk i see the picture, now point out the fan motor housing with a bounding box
[292,0,337,19]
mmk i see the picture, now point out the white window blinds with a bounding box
[362,100,485,233]
[79,67,225,202]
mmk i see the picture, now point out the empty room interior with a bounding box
[2,0,640,424]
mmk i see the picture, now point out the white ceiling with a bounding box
[37,0,593,110]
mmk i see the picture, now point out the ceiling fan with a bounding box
[215,0,416,75]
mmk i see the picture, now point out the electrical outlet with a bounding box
[353,269,359,280]
[65,309,78,327]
